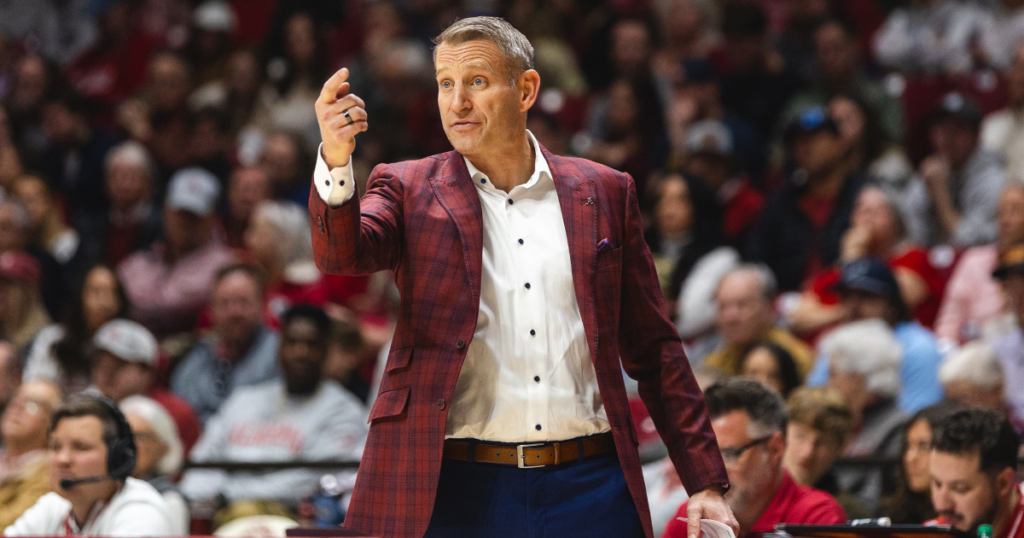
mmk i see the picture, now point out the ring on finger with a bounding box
[343,109,353,125]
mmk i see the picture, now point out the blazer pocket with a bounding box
[386,346,413,373]
[596,245,623,269]
[369,386,410,423]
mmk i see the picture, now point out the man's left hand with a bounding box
[686,485,739,538]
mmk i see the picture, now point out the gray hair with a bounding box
[939,341,1004,391]
[433,16,534,85]
[704,377,788,436]
[718,263,778,304]
[119,396,184,476]
[820,319,902,399]
[105,141,155,182]
[253,200,314,271]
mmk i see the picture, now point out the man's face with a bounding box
[792,131,844,178]
[258,135,301,190]
[125,413,167,479]
[41,103,81,146]
[228,168,271,221]
[712,410,783,514]
[162,208,212,253]
[715,273,771,347]
[930,121,978,168]
[105,159,150,213]
[49,416,111,497]
[814,23,858,81]
[279,318,326,395]
[91,351,153,402]
[784,422,845,486]
[931,450,1004,533]
[1,382,58,449]
[435,40,528,161]
[842,290,889,322]
[611,20,651,76]
[997,187,1024,247]
[211,272,263,345]
[827,365,869,416]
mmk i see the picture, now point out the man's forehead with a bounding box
[931,449,984,478]
[435,40,505,74]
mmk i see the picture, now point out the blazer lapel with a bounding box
[430,153,484,318]
[544,147,599,362]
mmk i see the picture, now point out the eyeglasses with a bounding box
[720,436,773,466]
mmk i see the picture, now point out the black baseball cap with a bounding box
[784,107,840,144]
[834,258,899,296]
[932,92,983,129]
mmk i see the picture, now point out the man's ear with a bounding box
[767,430,787,462]
[995,466,1016,499]
[518,69,541,112]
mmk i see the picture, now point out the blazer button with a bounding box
[437,399,447,410]
[456,339,466,350]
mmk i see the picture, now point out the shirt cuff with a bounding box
[314,143,356,207]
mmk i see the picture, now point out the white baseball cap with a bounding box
[194,1,236,33]
[166,167,221,216]
[686,120,734,157]
[93,319,159,367]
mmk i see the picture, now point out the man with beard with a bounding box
[926,408,1023,538]
[179,304,367,515]
[663,379,845,538]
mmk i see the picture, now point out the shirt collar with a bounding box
[463,130,552,191]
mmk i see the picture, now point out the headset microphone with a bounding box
[59,475,110,489]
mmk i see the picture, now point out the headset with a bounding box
[58,395,137,489]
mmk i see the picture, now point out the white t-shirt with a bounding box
[4,477,175,536]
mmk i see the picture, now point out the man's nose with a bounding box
[932,488,951,511]
[451,83,471,112]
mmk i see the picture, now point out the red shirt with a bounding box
[926,485,1024,538]
[663,472,847,538]
[721,178,765,248]
[147,386,201,455]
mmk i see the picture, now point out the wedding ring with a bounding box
[343,109,353,125]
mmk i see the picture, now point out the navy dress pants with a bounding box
[423,449,646,538]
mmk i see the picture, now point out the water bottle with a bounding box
[312,474,347,528]
[977,524,993,538]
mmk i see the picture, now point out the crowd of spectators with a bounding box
[0,0,1021,535]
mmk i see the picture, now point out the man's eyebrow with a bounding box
[435,59,496,76]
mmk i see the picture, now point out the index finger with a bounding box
[687,505,701,538]
[320,68,350,104]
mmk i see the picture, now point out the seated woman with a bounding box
[23,265,127,395]
[738,341,802,398]
[11,175,79,266]
[4,395,175,535]
[788,185,944,339]
[120,396,189,535]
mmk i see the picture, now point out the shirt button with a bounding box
[480,178,486,184]
[340,180,345,186]
[508,199,514,205]
[534,376,540,383]
[324,180,330,187]
[530,329,536,336]
[518,239,524,245]
[456,339,466,350]
[535,424,542,431]
[524,283,531,289]
[438,399,446,410]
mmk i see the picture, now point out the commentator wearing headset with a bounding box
[4,395,174,536]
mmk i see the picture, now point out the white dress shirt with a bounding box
[314,132,610,442]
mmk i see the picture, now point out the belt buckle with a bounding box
[517,443,546,468]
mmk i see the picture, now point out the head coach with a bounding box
[309,16,736,538]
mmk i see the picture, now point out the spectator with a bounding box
[0,381,61,529]
[186,1,236,89]
[0,342,17,415]
[244,201,324,325]
[118,53,193,172]
[189,49,264,137]
[935,183,1024,345]
[224,167,271,250]
[819,319,907,513]
[901,93,1007,247]
[880,403,962,524]
[806,258,944,414]
[783,387,867,518]
[938,342,1012,418]
[186,107,233,185]
[23,265,126,396]
[5,55,52,168]
[986,244,1024,424]
[738,341,801,398]
[11,176,79,267]
[746,107,865,291]
[926,409,1023,536]
[827,94,912,187]
[980,0,1024,70]
[789,185,944,336]
[75,141,162,270]
[981,43,1024,180]
[4,395,175,536]
[663,379,846,538]
[118,167,235,338]
[88,319,200,453]
[681,120,764,248]
[704,265,813,377]
[0,201,62,319]
[170,265,279,424]
[257,132,311,206]
[0,252,49,349]
[120,396,189,536]
[180,305,367,513]
[874,0,993,74]
[0,107,23,200]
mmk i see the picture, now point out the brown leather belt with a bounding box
[443,432,616,468]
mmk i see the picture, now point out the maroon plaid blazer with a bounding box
[308,145,728,538]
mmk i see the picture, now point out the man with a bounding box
[938,342,1024,435]
[746,107,865,292]
[986,244,1024,424]
[926,408,1023,538]
[902,93,1007,247]
[982,43,1024,180]
[224,167,271,249]
[806,258,943,413]
[171,264,279,424]
[0,201,63,320]
[783,387,868,519]
[180,305,367,511]
[703,265,813,378]
[0,342,19,416]
[259,133,311,206]
[310,16,735,538]
[89,319,200,452]
[118,167,235,338]
[4,395,173,535]
[0,381,61,529]
[663,379,846,538]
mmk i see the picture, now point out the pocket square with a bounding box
[597,238,617,253]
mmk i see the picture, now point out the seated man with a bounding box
[926,408,1023,538]
[171,264,280,424]
[664,379,845,538]
[4,395,173,535]
[703,265,813,378]
[0,381,61,529]
[181,305,368,515]
[89,319,201,453]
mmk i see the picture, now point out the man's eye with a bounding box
[474,78,484,85]
[441,81,451,89]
